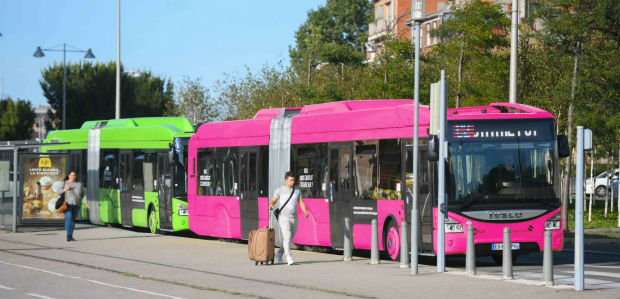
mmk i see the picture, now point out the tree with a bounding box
[289,0,373,86]
[39,62,175,129]
[174,77,219,125]
[0,98,35,140]
[428,0,510,108]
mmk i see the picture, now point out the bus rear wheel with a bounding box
[148,206,159,234]
[384,220,400,261]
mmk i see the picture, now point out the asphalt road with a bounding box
[0,224,617,299]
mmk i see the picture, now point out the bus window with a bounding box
[378,139,401,200]
[143,152,157,192]
[101,150,119,189]
[259,146,269,196]
[248,152,257,192]
[216,147,238,196]
[197,148,215,196]
[293,144,327,198]
[354,141,378,200]
[133,151,145,195]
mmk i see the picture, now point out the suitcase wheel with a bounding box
[254,261,258,266]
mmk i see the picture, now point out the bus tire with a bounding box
[148,206,159,234]
[384,219,400,261]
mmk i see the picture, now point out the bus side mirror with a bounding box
[427,135,439,162]
[557,135,570,158]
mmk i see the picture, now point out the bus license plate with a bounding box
[178,210,188,216]
[491,243,520,250]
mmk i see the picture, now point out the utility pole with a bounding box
[410,0,425,275]
[509,0,519,103]
[115,0,121,119]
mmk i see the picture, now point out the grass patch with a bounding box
[567,199,619,230]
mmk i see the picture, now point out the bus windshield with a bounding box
[448,140,558,207]
[173,137,189,198]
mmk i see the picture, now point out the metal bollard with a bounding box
[371,219,380,264]
[543,230,554,285]
[400,221,409,268]
[466,221,476,275]
[344,217,352,262]
[502,227,513,279]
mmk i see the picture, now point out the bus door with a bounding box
[328,143,353,248]
[240,148,259,238]
[157,151,173,230]
[119,151,133,226]
[404,141,434,252]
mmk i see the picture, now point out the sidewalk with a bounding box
[0,225,617,299]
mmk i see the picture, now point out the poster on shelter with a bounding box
[21,154,66,220]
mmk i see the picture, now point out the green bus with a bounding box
[42,117,195,233]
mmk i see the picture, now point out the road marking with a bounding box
[27,293,56,299]
[0,284,15,290]
[566,270,620,279]
[86,279,186,299]
[587,264,620,269]
[0,260,186,299]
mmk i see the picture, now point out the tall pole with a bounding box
[115,0,121,119]
[12,147,17,233]
[411,19,421,275]
[508,0,519,103]
[437,70,447,273]
[411,0,425,275]
[62,43,67,130]
[574,126,585,291]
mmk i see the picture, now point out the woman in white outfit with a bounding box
[269,172,309,265]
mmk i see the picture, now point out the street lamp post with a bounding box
[34,43,95,130]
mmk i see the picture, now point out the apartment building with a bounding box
[366,0,529,61]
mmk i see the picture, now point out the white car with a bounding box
[585,169,619,198]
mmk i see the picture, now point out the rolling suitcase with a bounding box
[248,196,276,265]
[248,226,275,265]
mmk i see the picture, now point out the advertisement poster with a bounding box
[21,154,66,221]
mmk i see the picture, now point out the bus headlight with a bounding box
[544,214,561,230]
[177,203,188,216]
[445,217,463,233]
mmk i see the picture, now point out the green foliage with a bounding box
[39,62,175,129]
[174,77,219,125]
[522,0,619,156]
[426,0,510,107]
[0,98,35,140]
[289,0,373,80]
[568,202,619,230]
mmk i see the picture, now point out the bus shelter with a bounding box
[0,141,68,232]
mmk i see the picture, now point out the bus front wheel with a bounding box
[384,220,400,261]
[148,206,159,234]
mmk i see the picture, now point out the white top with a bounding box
[273,186,301,217]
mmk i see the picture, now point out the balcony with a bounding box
[368,18,389,41]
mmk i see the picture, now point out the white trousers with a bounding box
[277,214,296,260]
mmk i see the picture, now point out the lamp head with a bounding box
[33,46,45,58]
[84,48,95,59]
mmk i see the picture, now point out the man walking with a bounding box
[269,171,309,265]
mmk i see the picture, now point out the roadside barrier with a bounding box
[400,221,409,268]
[466,221,476,275]
[543,230,554,285]
[371,219,380,264]
[344,217,352,262]
[502,227,513,279]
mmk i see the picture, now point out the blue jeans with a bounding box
[63,204,79,238]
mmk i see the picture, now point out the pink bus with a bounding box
[187,100,569,263]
